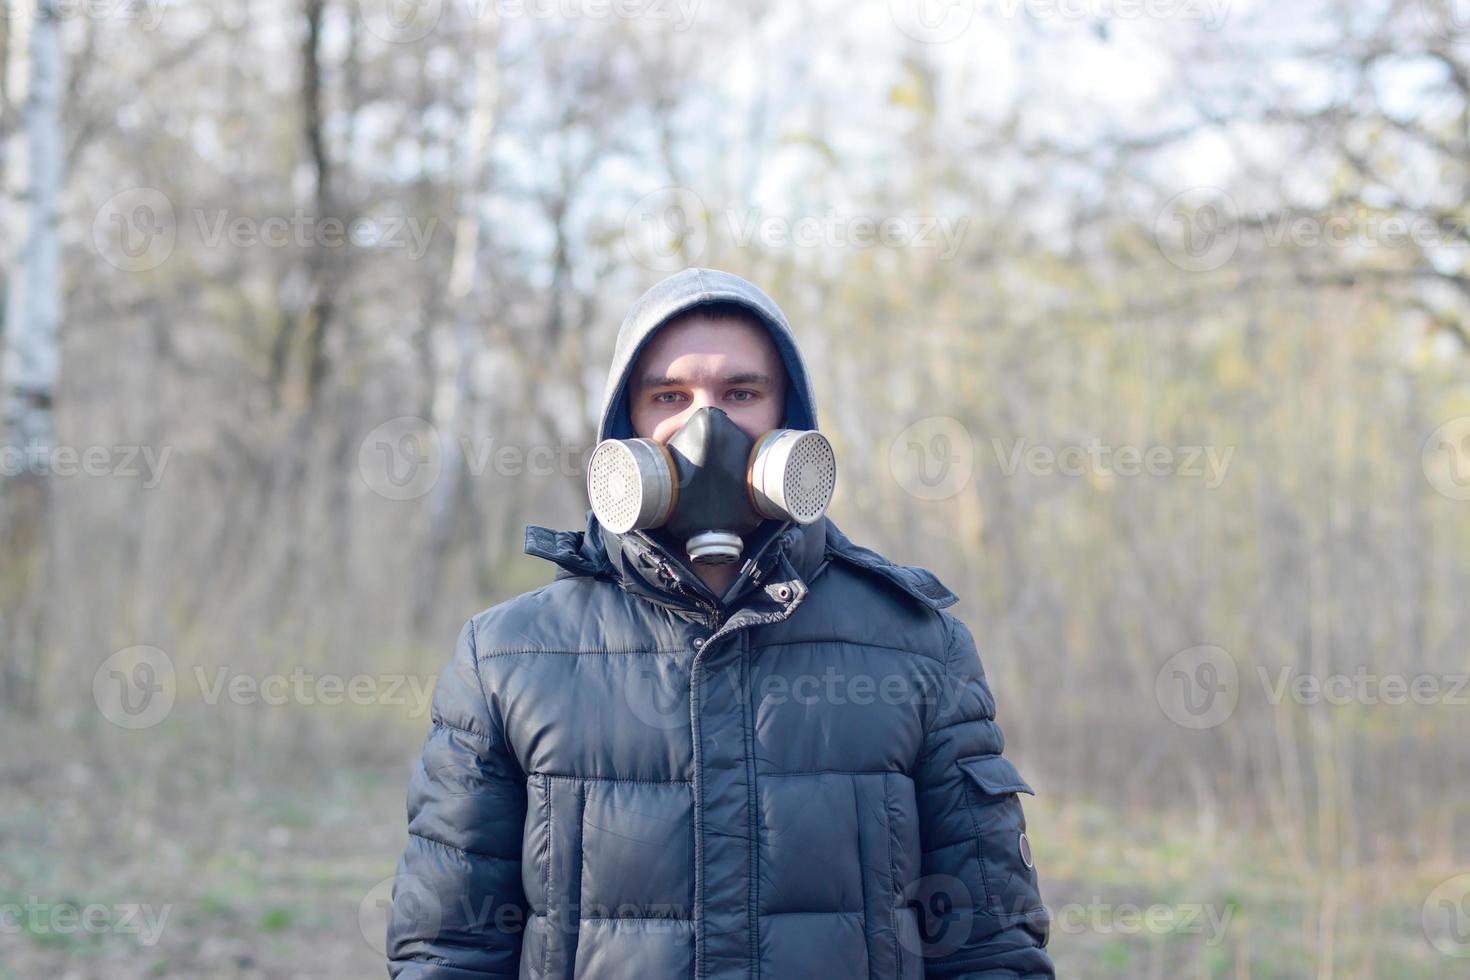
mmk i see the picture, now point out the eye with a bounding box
[726,389,757,403]
[652,391,686,405]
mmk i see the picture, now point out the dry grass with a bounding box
[3,710,1461,979]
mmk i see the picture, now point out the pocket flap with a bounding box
[958,754,1035,796]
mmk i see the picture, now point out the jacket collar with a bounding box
[524,511,958,618]
[525,511,829,621]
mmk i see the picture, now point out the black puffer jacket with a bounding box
[387,269,1053,979]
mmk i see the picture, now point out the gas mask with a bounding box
[587,407,837,565]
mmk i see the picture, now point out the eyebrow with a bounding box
[639,371,773,389]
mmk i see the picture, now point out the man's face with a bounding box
[629,313,787,443]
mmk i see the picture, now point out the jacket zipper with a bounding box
[653,556,723,629]
[686,573,798,980]
[642,521,792,631]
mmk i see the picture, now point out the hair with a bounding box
[657,300,769,334]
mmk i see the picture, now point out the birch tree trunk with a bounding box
[1,0,64,714]
[412,15,501,629]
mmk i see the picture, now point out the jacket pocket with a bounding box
[956,754,1044,921]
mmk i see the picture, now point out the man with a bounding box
[387,268,1054,978]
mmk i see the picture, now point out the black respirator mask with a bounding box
[587,407,837,565]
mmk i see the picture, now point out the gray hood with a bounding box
[597,268,819,442]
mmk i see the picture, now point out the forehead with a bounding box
[633,313,783,379]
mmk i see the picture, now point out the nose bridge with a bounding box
[689,384,719,411]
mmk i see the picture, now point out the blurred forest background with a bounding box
[2,0,1469,976]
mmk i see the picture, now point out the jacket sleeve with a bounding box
[387,619,530,978]
[914,613,1054,979]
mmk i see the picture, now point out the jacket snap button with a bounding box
[692,637,705,649]
[774,585,792,601]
